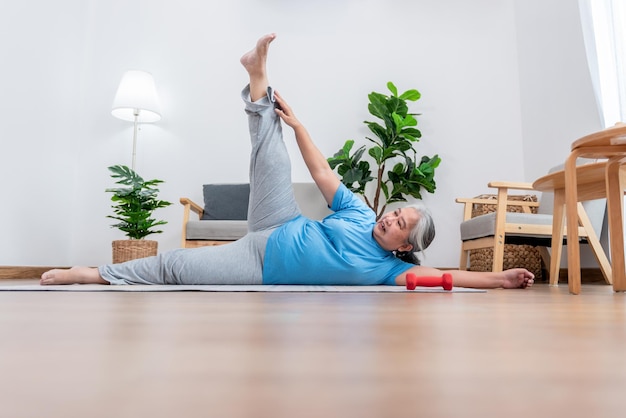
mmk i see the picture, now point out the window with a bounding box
[579,0,626,126]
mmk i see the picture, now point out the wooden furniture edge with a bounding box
[0,266,72,280]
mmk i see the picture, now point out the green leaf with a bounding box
[337,164,350,177]
[402,114,417,127]
[399,89,421,101]
[368,146,383,164]
[367,93,387,119]
[400,127,422,139]
[392,113,404,133]
[343,139,355,154]
[365,122,388,145]
[387,82,398,97]
[352,145,367,165]
[343,168,363,185]
[392,162,405,175]
[388,97,408,118]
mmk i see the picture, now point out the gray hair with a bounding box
[395,204,436,265]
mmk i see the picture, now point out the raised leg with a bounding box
[240,34,301,232]
[240,33,276,102]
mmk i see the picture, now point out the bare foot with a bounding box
[501,268,535,289]
[40,266,108,285]
[240,33,276,76]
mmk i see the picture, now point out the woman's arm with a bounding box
[395,266,535,289]
[274,91,340,206]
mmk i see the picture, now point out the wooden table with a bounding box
[534,124,626,294]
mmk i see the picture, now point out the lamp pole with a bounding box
[132,109,139,171]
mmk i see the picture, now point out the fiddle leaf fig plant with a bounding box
[327,81,441,219]
[106,165,172,240]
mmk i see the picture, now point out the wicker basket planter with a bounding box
[469,194,543,279]
[112,240,158,264]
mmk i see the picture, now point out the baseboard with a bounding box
[0,266,70,280]
[2,265,607,282]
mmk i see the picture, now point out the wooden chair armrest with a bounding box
[487,181,535,191]
[456,181,540,220]
[180,197,204,219]
[180,197,204,248]
[487,182,539,214]
[456,196,539,207]
[455,197,477,204]
[455,198,477,221]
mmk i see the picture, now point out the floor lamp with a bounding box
[111,70,162,171]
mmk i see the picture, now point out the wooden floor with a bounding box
[1,280,625,418]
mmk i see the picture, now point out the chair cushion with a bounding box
[186,220,248,240]
[460,212,553,241]
[201,183,250,220]
[186,183,331,242]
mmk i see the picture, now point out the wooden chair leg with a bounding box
[459,245,469,271]
[549,190,566,286]
[577,202,612,285]
[564,153,582,294]
[491,187,508,273]
[491,242,505,272]
[606,159,626,291]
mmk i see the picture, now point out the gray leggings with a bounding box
[100,85,301,285]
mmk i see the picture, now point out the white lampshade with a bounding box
[111,70,161,123]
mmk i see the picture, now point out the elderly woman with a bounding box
[41,34,534,290]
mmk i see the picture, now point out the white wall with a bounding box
[0,0,88,265]
[0,0,600,268]
[514,0,602,180]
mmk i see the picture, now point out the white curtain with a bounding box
[579,0,626,127]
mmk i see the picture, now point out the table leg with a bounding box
[549,190,565,286]
[606,159,626,291]
[564,153,582,294]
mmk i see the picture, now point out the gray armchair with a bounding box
[180,183,331,248]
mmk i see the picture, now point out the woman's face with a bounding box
[372,207,419,252]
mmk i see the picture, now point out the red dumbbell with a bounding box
[405,273,453,291]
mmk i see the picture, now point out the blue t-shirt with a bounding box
[262,184,413,285]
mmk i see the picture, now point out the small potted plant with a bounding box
[106,165,172,263]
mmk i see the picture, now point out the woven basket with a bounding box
[112,240,158,264]
[469,194,543,279]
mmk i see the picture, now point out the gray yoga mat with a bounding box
[0,284,485,293]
